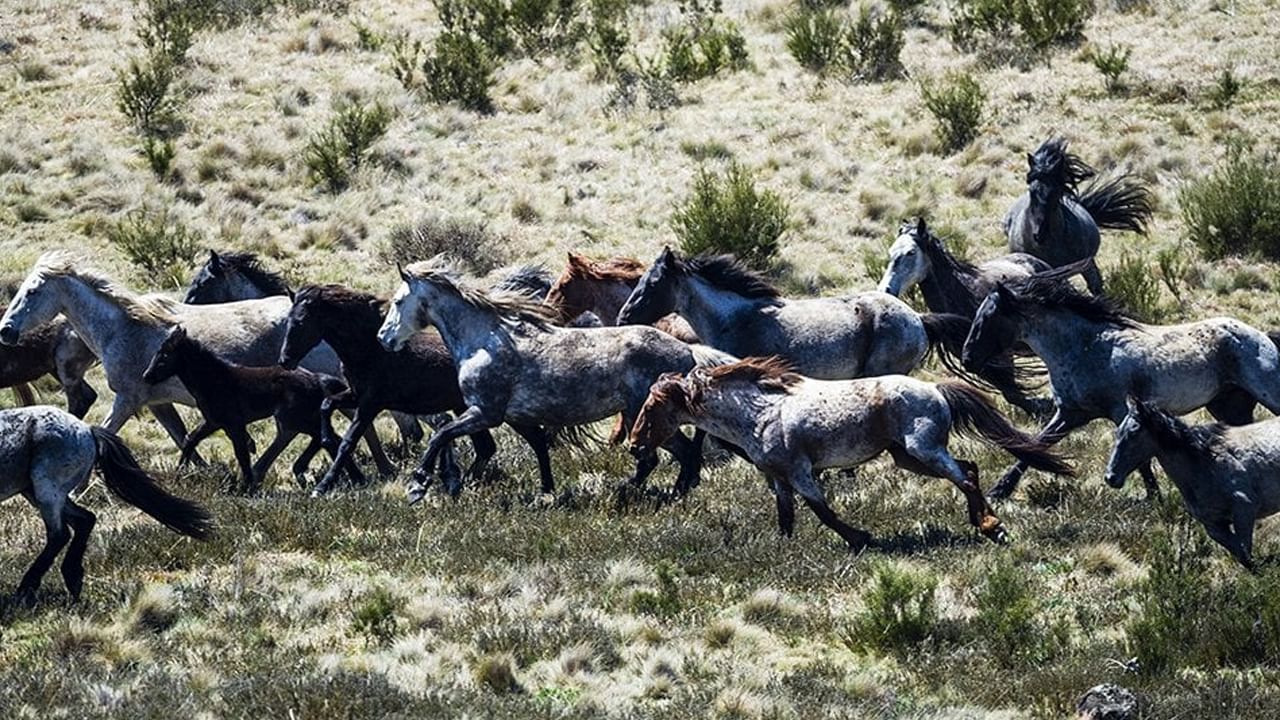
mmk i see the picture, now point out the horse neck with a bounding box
[919,246,979,316]
[227,271,273,300]
[689,384,778,454]
[171,339,236,394]
[425,291,515,359]
[1016,306,1116,375]
[676,277,763,343]
[1147,429,1210,497]
[52,277,150,358]
[318,302,383,369]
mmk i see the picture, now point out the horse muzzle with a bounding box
[1102,472,1126,489]
[0,324,19,346]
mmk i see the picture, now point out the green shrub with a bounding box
[422,30,498,113]
[378,216,511,274]
[435,0,516,58]
[950,0,1092,63]
[919,71,985,152]
[1180,145,1280,260]
[351,586,402,645]
[1105,250,1166,322]
[351,18,385,50]
[672,161,789,269]
[1208,67,1243,110]
[388,33,424,90]
[849,561,939,653]
[785,9,849,76]
[585,0,631,79]
[106,206,202,288]
[628,562,683,616]
[508,0,580,55]
[847,5,904,80]
[135,0,201,65]
[660,0,749,84]
[1156,244,1194,303]
[140,137,176,180]
[972,559,1065,664]
[304,102,392,192]
[116,55,180,137]
[1089,42,1131,93]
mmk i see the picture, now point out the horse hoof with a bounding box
[406,483,428,506]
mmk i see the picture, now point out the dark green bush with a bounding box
[351,586,402,645]
[435,0,516,58]
[135,0,200,65]
[1208,67,1243,109]
[1180,145,1280,260]
[508,0,580,55]
[106,206,202,288]
[304,102,392,192]
[847,5,904,80]
[785,9,849,76]
[849,562,939,653]
[378,216,511,274]
[672,161,789,269]
[422,30,498,113]
[972,559,1066,664]
[140,137,177,180]
[585,0,631,79]
[950,0,1092,63]
[116,55,180,137]
[660,0,749,84]
[1088,42,1130,93]
[1105,250,1166,322]
[388,33,424,90]
[919,71,985,152]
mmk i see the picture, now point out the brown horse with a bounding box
[545,253,699,341]
[0,305,97,417]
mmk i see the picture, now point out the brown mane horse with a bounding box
[546,253,699,342]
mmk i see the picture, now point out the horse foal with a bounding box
[0,406,212,606]
[143,325,359,493]
[630,358,1074,550]
[1107,397,1280,570]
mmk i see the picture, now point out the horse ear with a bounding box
[397,264,411,283]
[1125,394,1141,415]
[567,253,589,272]
[915,217,927,235]
[208,250,221,271]
[1026,152,1035,170]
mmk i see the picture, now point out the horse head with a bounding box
[629,371,690,456]
[1104,396,1158,489]
[879,218,933,296]
[617,247,681,326]
[962,283,1020,372]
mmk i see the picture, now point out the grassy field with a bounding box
[3,0,1280,717]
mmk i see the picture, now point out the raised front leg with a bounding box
[990,408,1089,500]
[151,403,207,467]
[313,409,374,497]
[787,468,871,551]
[416,406,501,481]
[179,421,221,468]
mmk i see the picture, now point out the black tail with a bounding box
[1078,175,1154,235]
[91,427,214,540]
[920,313,1039,392]
[548,423,604,452]
[936,382,1074,476]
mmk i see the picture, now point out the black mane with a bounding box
[679,255,781,301]
[493,264,553,300]
[1007,265,1139,329]
[218,252,292,296]
[906,220,978,280]
[1029,137,1096,196]
[1138,401,1227,456]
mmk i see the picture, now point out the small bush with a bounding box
[1089,42,1131,93]
[16,58,54,82]
[629,562,683,617]
[105,206,202,288]
[135,0,201,65]
[1180,145,1280,260]
[140,137,176,180]
[304,102,392,192]
[508,0,581,56]
[849,561,938,653]
[971,559,1065,664]
[422,31,498,113]
[352,586,402,645]
[1156,244,1194,303]
[351,18,385,50]
[378,216,511,275]
[116,55,180,137]
[950,0,1092,63]
[1208,67,1243,110]
[672,161,789,269]
[660,0,750,84]
[585,0,631,79]
[919,71,985,152]
[785,9,849,76]
[846,5,904,80]
[1105,250,1166,322]
[436,0,516,57]
[388,34,424,89]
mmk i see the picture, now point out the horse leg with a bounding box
[663,429,705,497]
[59,501,96,601]
[391,410,424,449]
[1207,387,1257,426]
[12,382,35,407]
[405,406,499,499]
[510,423,554,495]
[319,391,356,447]
[1082,259,1105,295]
[250,422,297,490]
[464,429,498,483]
[897,436,1003,542]
[990,408,1087,499]
[151,403,207,467]
[353,411,395,477]
[788,468,871,551]
[772,477,797,537]
[291,437,323,489]
[15,489,71,607]
[1203,520,1253,571]
[63,380,97,420]
[178,420,220,468]
[313,411,374,497]
[1232,501,1258,569]
[225,425,257,494]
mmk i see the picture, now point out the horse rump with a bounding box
[1078,175,1153,235]
[91,427,215,540]
[935,382,1074,476]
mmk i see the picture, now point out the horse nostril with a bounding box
[0,326,17,345]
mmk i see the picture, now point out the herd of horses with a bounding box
[1,137,1277,607]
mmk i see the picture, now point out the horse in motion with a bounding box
[0,406,213,606]
[377,262,734,497]
[143,325,362,493]
[0,308,97,418]
[878,218,1050,416]
[1005,137,1154,294]
[963,261,1280,499]
[628,358,1073,550]
[281,284,549,498]
[545,253,699,340]
[1106,397,1280,570]
[617,248,976,381]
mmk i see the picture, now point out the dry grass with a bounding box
[3,0,1280,717]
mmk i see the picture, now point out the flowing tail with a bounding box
[920,313,1041,392]
[936,382,1075,476]
[1078,175,1154,234]
[91,427,215,539]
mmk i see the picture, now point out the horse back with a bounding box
[0,406,94,501]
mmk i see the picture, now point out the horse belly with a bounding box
[505,376,624,426]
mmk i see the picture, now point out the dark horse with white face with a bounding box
[879,218,1050,416]
[1005,137,1153,295]
[377,263,736,497]
[617,248,975,382]
[963,262,1280,499]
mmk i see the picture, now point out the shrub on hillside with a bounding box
[422,30,498,113]
[660,0,750,84]
[1088,42,1131,94]
[919,71,985,152]
[304,102,392,192]
[1179,145,1280,260]
[1105,250,1167,322]
[672,162,789,269]
[378,216,511,275]
[971,558,1066,664]
[950,0,1092,63]
[848,562,939,653]
[116,55,181,137]
[106,206,202,289]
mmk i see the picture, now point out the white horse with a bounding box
[628,358,1074,550]
[0,254,340,458]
